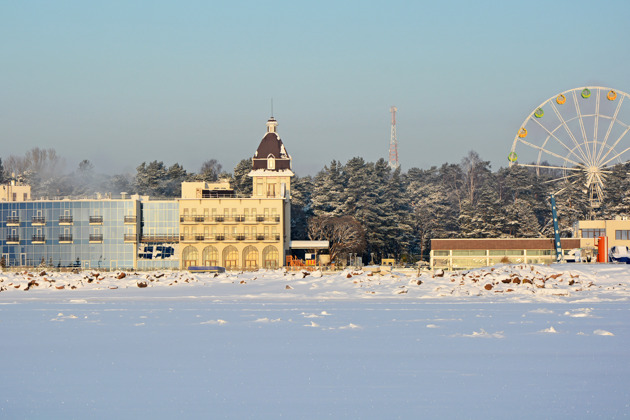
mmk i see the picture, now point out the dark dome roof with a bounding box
[252,118,292,171]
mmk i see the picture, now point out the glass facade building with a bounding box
[137,201,180,270]
[1,200,139,269]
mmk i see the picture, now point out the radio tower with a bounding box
[388,106,399,170]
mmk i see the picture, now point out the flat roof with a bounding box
[289,240,329,249]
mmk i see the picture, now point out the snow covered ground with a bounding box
[1,264,629,419]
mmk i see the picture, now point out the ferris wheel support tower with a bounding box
[388,106,399,170]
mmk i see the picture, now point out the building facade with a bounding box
[177,117,292,269]
[0,117,293,271]
[430,238,582,271]
[0,181,31,202]
[573,218,630,248]
[0,198,139,269]
[137,200,180,270]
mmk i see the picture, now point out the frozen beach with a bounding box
[1,264,629,419]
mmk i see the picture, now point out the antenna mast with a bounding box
[388,106,399,170]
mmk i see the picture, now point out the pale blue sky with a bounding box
[2,0,630,176]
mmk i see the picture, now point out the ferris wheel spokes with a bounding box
[597,95,625,164]
[593,88,601,161]
[599,126,630,167]
[517,137,582,167]
[509,86,630,209]
[572,90,593,164]
[549,101,592,164]
[516,163,583,172]
[540,172,584,185]
[530,116,588,164]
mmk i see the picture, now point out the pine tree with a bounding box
[384,165,414,260]
[135,161,168,197]
[164,163,189,197]
[555,174,591,236]
[232,159,253,197]
[342,158,381,256]
[311,160,346,217]
[290,175,313,240]
[601,163,630,218]
[0,158,6,184]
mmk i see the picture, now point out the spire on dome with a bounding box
[252,117,292,171]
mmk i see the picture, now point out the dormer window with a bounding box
[267,155,275,170]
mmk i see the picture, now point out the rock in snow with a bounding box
[0,263,629,303]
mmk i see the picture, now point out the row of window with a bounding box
[4,215,108,224]
[615,230,630,240]
[4,234,103,242]
[581,229,630,240]
[582,229,607,238]
[181,245,279,269]
[433,256,554,268]
[182,226,277,236]
[434,249,554,257]
[181,208,280,218]
[179,215,281,223]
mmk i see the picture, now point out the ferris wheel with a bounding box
[508,86,630,207]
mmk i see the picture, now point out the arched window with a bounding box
[182,245,198,268]
[243,245,259,269]
[222,245,239,269]
[267,154,275,170]
[262,245,279,269]
[202,246,218,266]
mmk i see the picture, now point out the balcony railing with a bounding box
[180,215,207,223]
[6,235,20,243]
[89,234,104,242]
[32,216,46,224]
[178,234,205,242]
[6,216,20,225]
[59,216,73,224]
[235,215,246,222]
[89,216,103,224]
[174,233,281,242]
[256,216,265,222]
[32,235,46,242]
[140,234,180,243]
[59,234,73,242]
[124,234,137,241]
[215,216,224,222]
[124,216,136,224]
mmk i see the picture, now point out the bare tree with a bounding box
[197,159,223,182]
[308,216,366,264]
[460,150,491,207]
[5,147,65,179]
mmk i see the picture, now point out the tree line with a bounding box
[4,147,630,263]
[293,151,630,263]
[0,147,253,199]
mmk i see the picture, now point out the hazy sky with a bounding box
[2,0,630,176]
